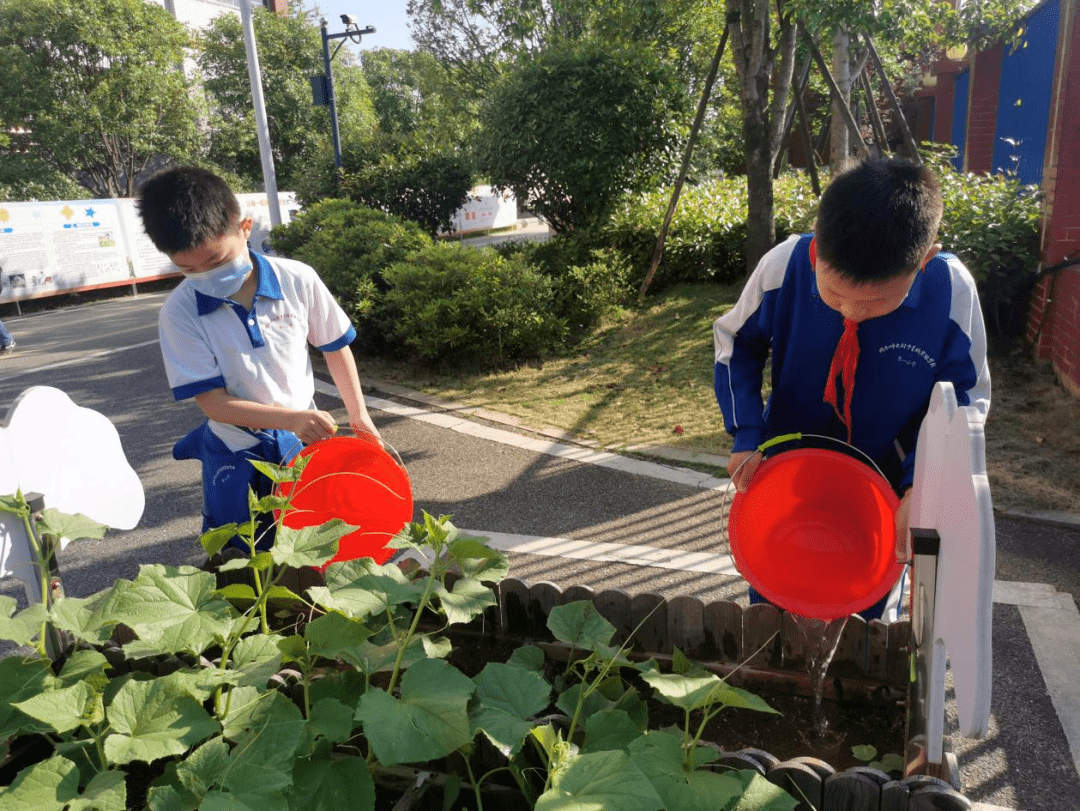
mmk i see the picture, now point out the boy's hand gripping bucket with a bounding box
[275,432,413,566]
[727,435,903,620]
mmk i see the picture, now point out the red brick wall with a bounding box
[1033,269,1080,396]
[913,58,965,145]
[1039,0,1080,267]
[932,71,954,144]
[964,43,1004,173]
[1028,0,1080,394]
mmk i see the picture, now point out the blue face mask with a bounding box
[182,254,253,299]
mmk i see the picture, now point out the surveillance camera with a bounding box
[340,13,357,25]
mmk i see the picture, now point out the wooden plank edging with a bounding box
[490,577,909,689]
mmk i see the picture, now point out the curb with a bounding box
[363,377,730,469]
[359,376,1080,529]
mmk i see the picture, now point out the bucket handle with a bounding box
[757,432,891,482]
[349,425,407,472]
[720,432,892,522]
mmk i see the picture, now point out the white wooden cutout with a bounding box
[0,386,144,602]
[909,381,996,749]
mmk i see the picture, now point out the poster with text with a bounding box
[0,200,133,302]
[0,192,298,304]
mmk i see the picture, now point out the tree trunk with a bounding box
[830,28,852,174]
[727,0,797,273]
[744,106,776,270]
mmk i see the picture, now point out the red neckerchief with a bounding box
[811,238,859,443]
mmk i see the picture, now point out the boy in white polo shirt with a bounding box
[137,166,381,547]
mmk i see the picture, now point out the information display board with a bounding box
[446,186,518,235]
[0,192,297,304]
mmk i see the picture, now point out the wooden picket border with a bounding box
[228,566,971,810]
[458,575,911,702]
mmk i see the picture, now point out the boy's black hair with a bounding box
[136,166,241,255]
[814,157,943,283]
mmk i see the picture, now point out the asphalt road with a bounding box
[2,289,1080,811]
[0,289,742,604]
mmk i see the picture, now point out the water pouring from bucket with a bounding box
[727,434,903,622]
[727,434,904,740]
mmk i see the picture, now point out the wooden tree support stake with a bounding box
[639,25,729,299]
[862,34,922,163]
[861,68,890,157]
[774,54,813,178]
[793,75,822,196]
[797,20,871,161]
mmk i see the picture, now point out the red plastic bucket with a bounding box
[275,434,413,566]
[728,447,902,620]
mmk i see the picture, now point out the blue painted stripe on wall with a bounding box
[992,0,1060,184]
[952,68,970,170]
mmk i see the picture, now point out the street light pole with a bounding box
[239,0,282,227]
[318,16,375,183]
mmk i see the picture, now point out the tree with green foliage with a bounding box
[408,0,725,90]
[727,0,1035,272]
[0,0,200,199]
[724,0,798,271]
[476,40,688,233]
[362,47,478,143]
[197,4,376,194]
[0,154,87,203]
[340,47,476,234]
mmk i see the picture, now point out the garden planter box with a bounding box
[442,573,971,811]
[202,560,969,811]
[464,575,911,701]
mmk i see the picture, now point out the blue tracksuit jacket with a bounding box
[713,234,990,492]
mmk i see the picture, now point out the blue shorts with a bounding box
[173,422,302,550]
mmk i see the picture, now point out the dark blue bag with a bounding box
[173,422,303,550]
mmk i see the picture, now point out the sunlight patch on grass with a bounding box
[358,283,741,453]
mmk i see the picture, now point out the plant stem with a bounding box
[464,757,484,811]
[386,572,438,696]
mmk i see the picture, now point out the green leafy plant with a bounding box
[497,235,635,340]
[475,39,689,234]
[342,142,475,237]
[602,173,818,291]
[924,144,1043,339]
[0,464,796,811]
[851,744,906,775]
[379,242,567,368]
[269,199,433,354]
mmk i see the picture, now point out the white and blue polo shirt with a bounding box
[713,234,990,491]
[159,250,356,451]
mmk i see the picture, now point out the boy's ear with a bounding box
[921,243,942,270]
[239,216,254,237]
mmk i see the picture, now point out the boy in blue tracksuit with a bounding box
[137,167,382,547]
[714,158,990,619]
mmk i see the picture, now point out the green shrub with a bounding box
[269,200,432,348]
[925,146,1042,338]
[342,145,474,236]
[476,40,688,233]
[498,234,634,339]
[601,173,819,292]
[601,155,1039,337]
[379,242,566,367]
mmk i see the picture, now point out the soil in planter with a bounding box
[444,632,906,775]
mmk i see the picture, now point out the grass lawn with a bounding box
[357,281,1080,518]
[358,282,743,457]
